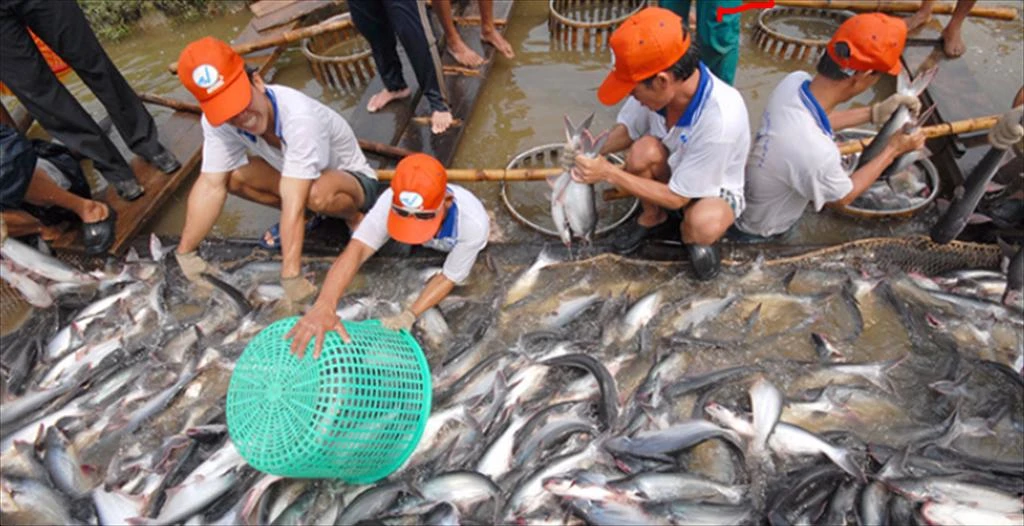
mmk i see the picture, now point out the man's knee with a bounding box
[682,200,734,245]
[625,136,669,178]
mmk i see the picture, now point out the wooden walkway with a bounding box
[900,21,1003,189]
[345,1,515,167]
[46,1,342,255]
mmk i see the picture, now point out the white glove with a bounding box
[988,106,1024,151]
[281,275,317,304]
[381,309,417,331]
[871,93,922,124]
[175,250,209,282]
[558,142,577,171]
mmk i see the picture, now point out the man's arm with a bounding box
[278,176,313,279]
[574,156,689,210]
[408,273,456,316]
[178,171,230,254]
[829,129,926,208]
[599,123,635,155]
[287,239,376,357]
[828,106,872,131]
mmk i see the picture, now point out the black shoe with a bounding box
[113,179,144,201]
[686,244,721,281]
[613,220,670,255]
[145,147,181,174]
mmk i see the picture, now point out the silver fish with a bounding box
[551,113,604,247]
[1,236,96,284]
[856,66,937,169]
[0,259,53,308]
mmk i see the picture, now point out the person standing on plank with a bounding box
[173,37,381,305]
[904,0,978,58]
[287,153,490,358]
[0,0,181,201]
[434,0,515,68]
[350,0,454,134]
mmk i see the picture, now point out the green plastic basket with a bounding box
[226,317,432,483]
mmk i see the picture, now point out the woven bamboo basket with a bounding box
[301,15,376,92]
[548,0,649,51]
[752,7,854,62]
[0,279,31,337]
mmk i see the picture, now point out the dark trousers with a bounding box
[349,0,449,113]
[0,0,162,185]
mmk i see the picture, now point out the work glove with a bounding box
[381,309,417,332]
[175,250,209,282]
[282,275,317,304]
[558,141,577,172]
[988,106,1024,150]
[871,93,922,125]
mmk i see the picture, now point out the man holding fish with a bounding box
[733,13,928,242]
[570,7,751,281]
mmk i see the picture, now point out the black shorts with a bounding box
[351,170,384,214]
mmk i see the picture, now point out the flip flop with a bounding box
[258,215,324,250]
[82,205,117,256]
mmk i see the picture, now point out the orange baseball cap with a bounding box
[177,37,252,126]
[827,13,906,76]
[598,7,690,106]
[388,154,449,245]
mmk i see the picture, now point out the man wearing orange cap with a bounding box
[172,37,381,304]
[286,153,489,357]
[571,7,750,280]
[733,13,926,241]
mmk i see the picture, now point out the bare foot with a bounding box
[80,200,109,224]
[431,110,453,134]
[367,87,412,113]
[481,27,514,59]
[941,24,967,58]
[447,39,484,67]
[904,9,932,32]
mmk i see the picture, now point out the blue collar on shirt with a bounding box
[798,80,832,137]
[434,197,458,240]
[656,62,712,144]
[235,87,285,145]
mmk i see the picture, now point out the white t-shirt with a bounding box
[352,184,489,285]
[616,63,749,210]
[736,71,853,237]
[199,84,375,180]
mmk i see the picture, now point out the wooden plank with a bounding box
[250,0,298,18]
[50,111,204,255]
[252,0,338,32]
[346,49,424,148]
[394,0,515,166]
[0,98,33,133]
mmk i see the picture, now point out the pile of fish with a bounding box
[1,234,1022,525]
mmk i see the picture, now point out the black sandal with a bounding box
[82,205,117,255]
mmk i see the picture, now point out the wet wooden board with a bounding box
[252,0,338,32]
[395,1,514,166]
[901,22,1000,187]
[249,0,299,18]
[51,111,203,255]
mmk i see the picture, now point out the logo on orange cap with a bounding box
[598,7,690,106]
[388,154,449,245]
[177,37,252,126]
[827,13,907,76]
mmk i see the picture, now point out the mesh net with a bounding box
[226,317,431,482]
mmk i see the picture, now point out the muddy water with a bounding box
[0,2,1021,243]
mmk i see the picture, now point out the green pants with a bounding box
[659,0,741,85]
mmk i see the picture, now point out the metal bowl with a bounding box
[835,129,941,219]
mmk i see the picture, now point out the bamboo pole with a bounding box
[775,0,1017,20]
[377,167,566,181]
[168,15,355,73]
[837,114,1001,154]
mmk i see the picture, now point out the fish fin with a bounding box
[563,115,576,143]
[953,185,965,200]
[124,247,141,263]
[579,129,594,153]
[985,181,1008,193]
[906,65,939,97]
[579,112,595,133]
[967,213,992,225]
[589,130,610,156]
[914,103,938,126]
